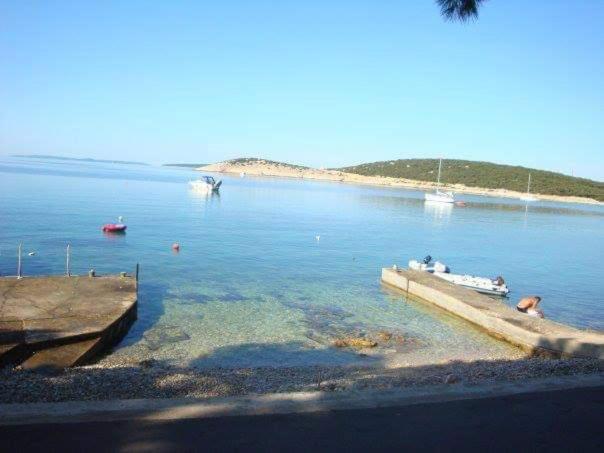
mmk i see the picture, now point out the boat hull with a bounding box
[457,284,508,297]
[189,180,221,192]
[102,224,127,232]
[433,272,509,297]
[424,192,455,203]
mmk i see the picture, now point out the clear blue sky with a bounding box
[1,1,602,179]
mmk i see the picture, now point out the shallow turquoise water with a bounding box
[1,157,602,367]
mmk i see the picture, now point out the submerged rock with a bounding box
[376,331,393,342]
[372,330,407,346]
[143,325,190,351]
[333,337,378,349]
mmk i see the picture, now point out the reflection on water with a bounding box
[360,191,603,218]
[188,188,221,202]
[423,200,453,220]
[1,156,603,368]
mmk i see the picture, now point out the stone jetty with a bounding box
[0,275,137,370]
[381,268,604,359]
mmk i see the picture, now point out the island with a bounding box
[162,163,207,168]
[12,154,148,166]
[197,157,604,204]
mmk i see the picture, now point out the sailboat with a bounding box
[424,158,455,203]
[519,173,538,202]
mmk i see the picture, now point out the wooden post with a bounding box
[66,244,71,277]
[17,242,22,279]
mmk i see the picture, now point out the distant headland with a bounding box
[197,157,604,205]
[162,163,207,168]
[13,154,148,166]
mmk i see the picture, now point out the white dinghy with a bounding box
[408,256,509,297]
[432,272,509,297]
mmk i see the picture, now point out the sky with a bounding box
[0,1,603,179]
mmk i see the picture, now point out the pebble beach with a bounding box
[1,355,601,404]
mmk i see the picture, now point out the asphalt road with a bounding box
[2,386,603,452]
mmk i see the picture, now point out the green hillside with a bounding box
[337,159,604,202]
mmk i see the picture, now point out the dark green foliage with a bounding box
[227,157,309,170]
[337,159,604,201]
[437,0,486,21]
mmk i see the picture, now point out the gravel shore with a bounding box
[1,357,601,404]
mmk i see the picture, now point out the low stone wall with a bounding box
[381,268,604,359]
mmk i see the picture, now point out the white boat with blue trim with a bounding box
[409,256,509,297]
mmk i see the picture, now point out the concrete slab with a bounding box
[0,275,137,368]
[21,337,103,370]
[382,268,604,359]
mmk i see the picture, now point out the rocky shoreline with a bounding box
[198,161,603,206]
[1,357,601,404]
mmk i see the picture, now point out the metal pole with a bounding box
[135,263,140,289]
[66,244,71,277]
[17,242,22,279]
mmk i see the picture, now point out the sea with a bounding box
[1,156,602,368]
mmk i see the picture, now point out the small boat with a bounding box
[425,158,455,203]
[189,175,222,193]
[519,172,538,202]
[102,223,127,232]
[408,256,509,297]
[409,255,450,273]
[433,272,509,297]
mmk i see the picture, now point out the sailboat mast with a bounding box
[437,158,442,188]
[527,173,531,195]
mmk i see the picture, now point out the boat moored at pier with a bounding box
[408,256,509,297]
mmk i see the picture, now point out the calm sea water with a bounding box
[1,157,602,368]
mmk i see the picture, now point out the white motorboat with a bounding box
[425,158,455,203]
[519,172,538,202]
[409,255,450,273]
[189,176,222,193]
[408,256,509,297]
[433,272,509,297]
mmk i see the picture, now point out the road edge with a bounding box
[1,373,602,426]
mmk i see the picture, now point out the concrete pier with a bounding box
[382,268,604,359]
[0,275,137,369]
